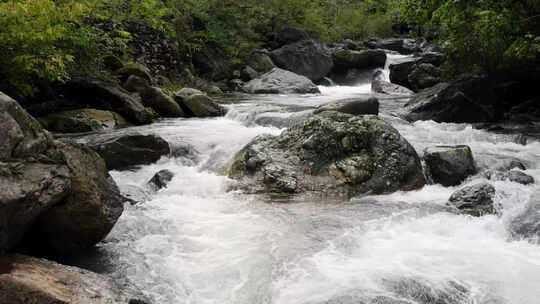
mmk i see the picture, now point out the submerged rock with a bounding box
[448,183,497,216]
[226,111,425,198]
[38,108,130,133]
[483,170,535,185]
[424,145,476,186]
[270,39,333,81]
[148,169,175,191]
[0,254,149,304]
[86,133,170,171]
[511,189,540,240]
[314,97,379,116]
[242,68,320,94]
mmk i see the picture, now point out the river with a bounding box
[75,54,540,304]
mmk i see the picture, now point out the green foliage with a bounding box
[0,0,400,96]
[398,0,540,75]
[0,0,90,95]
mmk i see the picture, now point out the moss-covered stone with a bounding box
[38,109,130,133]
[226,111,425,199]
[117,62,152,84]
[248,51,275,74]
[141,87,186,118]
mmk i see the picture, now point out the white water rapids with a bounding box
[78,54,540,304]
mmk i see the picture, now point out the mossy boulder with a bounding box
[38,109,130,133]
[174,89,226,117]
[141,87,186,118]
[248,51,275,74]
[226,111,425,199]
[117,62,152,84]
[61,77,156,125]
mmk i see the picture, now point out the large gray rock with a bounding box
[371,70,414,95]
[270,39,333,81]
[21,141,125,255]
[405,77,498,123]
[0,254,149,304]
[0,162,71,253]
[408,63,441,91]
[38,109,129,133]
[0,92,71,253]
[0,92,125,255]
[243,68,320,94]
[424,145,476,186]
[314,97,379,116]
[86,133,171,171]
[332,49,386,73]
[226,111,425,198]
[61,77,156,125]
[448,183,497,216]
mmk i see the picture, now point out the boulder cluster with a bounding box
[0,91,150,303]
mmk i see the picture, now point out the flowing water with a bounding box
[80,54,540,304]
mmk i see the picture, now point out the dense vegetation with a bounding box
[0,0,538,96]
[0,0,398,96]
[398,0,540,75]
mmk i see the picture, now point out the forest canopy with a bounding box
[0,0,538,95]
